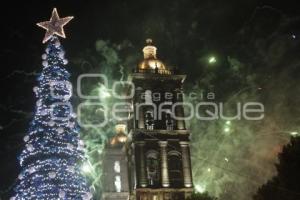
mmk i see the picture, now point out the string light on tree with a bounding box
[12,8,92,200]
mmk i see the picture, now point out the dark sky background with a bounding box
[0,0,300,199]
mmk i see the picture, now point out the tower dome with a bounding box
[138,39,171,74]
[110,124,128,145]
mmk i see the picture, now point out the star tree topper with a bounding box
[37,8,73,43]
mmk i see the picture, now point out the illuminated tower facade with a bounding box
[128,40,193,200]
[101,124,130,200]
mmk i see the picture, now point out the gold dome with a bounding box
[138,39,170,74]
[139,58,167,70]
[110,124,128,145]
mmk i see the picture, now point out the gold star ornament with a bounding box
[37,8,73,43]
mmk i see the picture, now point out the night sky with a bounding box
[1,0,300,199]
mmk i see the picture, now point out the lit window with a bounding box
[115,175,121,192]
[114,161,121,173]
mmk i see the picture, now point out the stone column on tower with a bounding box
[138,107,145,129]
[180,141,193,188]
[136,141,147,187]
[159,141,170,187]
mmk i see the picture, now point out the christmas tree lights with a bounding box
[11,9,92,198]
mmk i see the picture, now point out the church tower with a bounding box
[127,39,193,200]
[101,124,130,200]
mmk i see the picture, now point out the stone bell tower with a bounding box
[101,124,130,200]
[127,39,193,200]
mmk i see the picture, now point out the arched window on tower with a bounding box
[168,151,183,187]
[145,110,154,130]
[146,151,160,186]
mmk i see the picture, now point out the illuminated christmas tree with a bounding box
[11,8,92,200]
